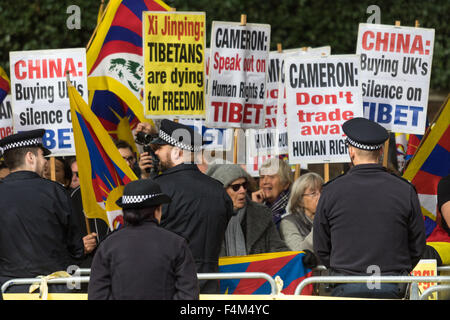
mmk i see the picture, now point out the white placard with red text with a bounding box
[205,21,271,129]
[285,54,362,164]
[10,48,88,156]
[356,23,434,135]
[247,46,332,158]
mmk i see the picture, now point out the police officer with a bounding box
[0,129,95,293]
[88,179,199,300]
[313,117,426,299]
[138,119,234,294]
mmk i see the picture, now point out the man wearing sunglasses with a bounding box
[207,164,288,257]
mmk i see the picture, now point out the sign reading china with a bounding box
[285,55,362,164]
[205,21,271,129]
[143,11,206,118]
[9,48,88,156]
[356,23,434,135]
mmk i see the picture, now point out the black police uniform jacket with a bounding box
[154,163,234,292]
[0,171,85,281]
[313,164,426,275]
[88,219,199,300]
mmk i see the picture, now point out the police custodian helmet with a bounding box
[342,117,389,151]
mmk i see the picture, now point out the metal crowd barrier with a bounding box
[1,272,277,296]
[1,276,90,294]
[197,272,277,295]
[294,275,450,299]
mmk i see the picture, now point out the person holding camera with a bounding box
[135,119,234,294]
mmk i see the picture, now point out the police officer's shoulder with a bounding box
[39,176,70,192]
[96,227,125,246]
[322,172,347,188]
[387,170,417,192]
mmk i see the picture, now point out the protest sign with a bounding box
[205,21,271,129]
[247,46,331,158]
[143,11,206,118]
[178,118,233,151]
[9,48,87,156]
[285,54,362,164]
[411,259,438,300]
[0,95,13,139]
[356,23,434,134]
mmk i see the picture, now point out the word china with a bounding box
[14,58,83,79]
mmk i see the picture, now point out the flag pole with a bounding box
[86,0,111,50]
[66,71,92,235]
[233,14,247,164]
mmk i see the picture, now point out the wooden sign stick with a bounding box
[324,163,330,183]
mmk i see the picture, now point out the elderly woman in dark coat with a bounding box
[88,179,199,300]
[207,164,289,256]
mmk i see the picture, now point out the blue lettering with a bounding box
[394,105,408,125]
[409,106,423,127]
[377,103,392,124]
[43,129,56,149]
[363,101,376,121]
[58,128,72,149]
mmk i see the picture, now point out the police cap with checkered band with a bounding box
[0,129,51,157]
[150,119,204,152]
[116,179,171,209]
[342,117,389,151]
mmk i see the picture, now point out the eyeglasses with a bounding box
[303,191,321,197]
[229,181,248,192]
[123,156,135,163]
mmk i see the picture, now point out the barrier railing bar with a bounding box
[419,284,450,300]
[2,272,277,296]
[1,276,90,294]
[294,276,450,296]
[197,272,277,295]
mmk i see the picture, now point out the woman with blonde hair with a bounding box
[279,172,324,252]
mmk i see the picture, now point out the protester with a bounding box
[115,139,140,177]
[67,156,80,190]
[280,172,324,252]
[313,117,426,299]
[43,156,72,189]
[0,129,97,294]
[251,158,293,227]
[137,119,234,294]
[88,179,199,300]
[207,164,289,256]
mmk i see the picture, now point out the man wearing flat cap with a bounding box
[88,179,199,300]
[136,119,233,294]
[313,117,426,299]
[0,129,92,294]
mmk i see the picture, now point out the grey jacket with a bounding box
[221,200,289,256]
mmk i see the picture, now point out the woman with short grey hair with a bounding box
[279,172,324,252]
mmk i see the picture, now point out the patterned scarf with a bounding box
[266,189,290,226]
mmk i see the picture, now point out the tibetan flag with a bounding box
[218,251,313,295]
[87,0,171,123]
[403,95,450,237]
[89,90,140,152]
[0,66,10,105]
[68,82,138,230]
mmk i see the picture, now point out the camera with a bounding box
[135,132,160,176]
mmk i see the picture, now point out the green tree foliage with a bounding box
[0,0,448,91]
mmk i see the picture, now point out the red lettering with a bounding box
[229,103,242,122]
[64,58,77,78]
[410,35,424,54]
[211,101,224,122]
[375,32,390,51]
[362,31,375,50]
[28,59,41,79]
[14,60,27,80]
[49,59,62,78]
